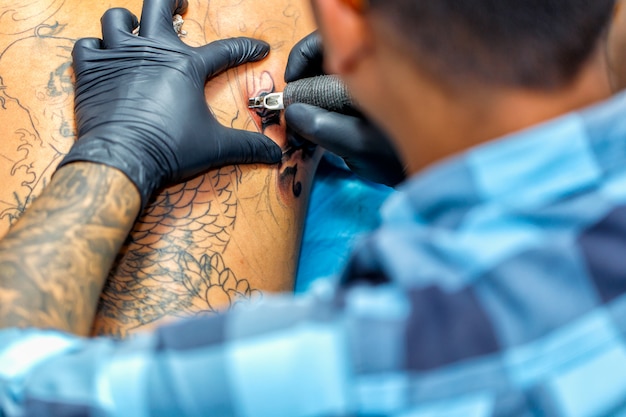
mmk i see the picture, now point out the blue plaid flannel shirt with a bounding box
[2,92,626,417]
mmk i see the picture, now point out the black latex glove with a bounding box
[59,0,282,208]
[284,32,406,187]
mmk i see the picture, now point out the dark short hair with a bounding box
[369,0,615,89]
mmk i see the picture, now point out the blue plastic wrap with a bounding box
[295,155,395,293]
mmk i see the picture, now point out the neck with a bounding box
[372,48,613,176]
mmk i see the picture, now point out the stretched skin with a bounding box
[0,0,320,337]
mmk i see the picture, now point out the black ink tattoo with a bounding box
[0,23,76,231]
[181,252,261,314]
[93,167,249,336]
[0,2,66,37]
[47,62,73,98]
[0,79,6,110]
[279,165,303,198]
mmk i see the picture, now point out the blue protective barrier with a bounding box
[295,155,395,293]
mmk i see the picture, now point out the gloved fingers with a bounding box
[198,38,270,79]
[101,8,139,49]
[285,103,360,157]
[213,129,283,166]
[72,38,104,72]
[284,32,325,83]
[73,38,104,56]
[139,0,188,40]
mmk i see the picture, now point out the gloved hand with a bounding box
[284,32,406,187]
[59,0,282,209]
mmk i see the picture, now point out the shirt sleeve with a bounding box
[0,283,411,417]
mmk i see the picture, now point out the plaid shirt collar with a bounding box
[381,92,626,228]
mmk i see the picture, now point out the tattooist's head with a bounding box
[310,0,617,174]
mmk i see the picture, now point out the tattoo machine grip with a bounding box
[284,75,357,115]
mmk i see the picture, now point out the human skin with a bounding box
[0,0,320,337]
[607,0,626,91]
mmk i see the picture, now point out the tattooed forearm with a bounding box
[0,163,140,335]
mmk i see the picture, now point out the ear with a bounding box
[313,0,372,75]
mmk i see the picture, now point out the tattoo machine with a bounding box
[248,75,357,115]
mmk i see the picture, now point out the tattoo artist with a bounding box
[0,0,626,415]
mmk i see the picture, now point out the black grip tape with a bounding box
[283,75,357,115]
